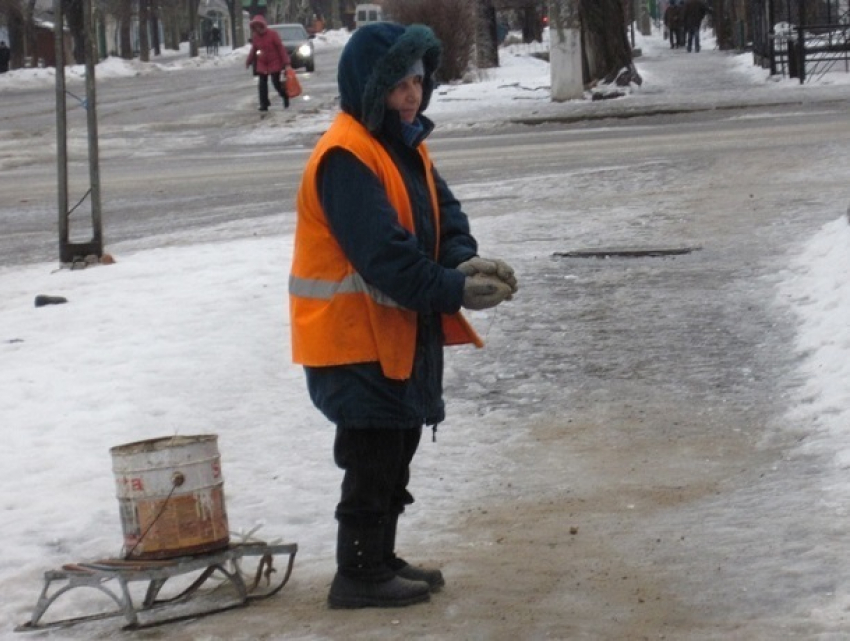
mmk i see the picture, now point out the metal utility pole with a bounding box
[54,0,69,256]
[549,0,584,101]
[228,0,244,48]
[55,0,104,263]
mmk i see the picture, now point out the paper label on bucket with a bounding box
[120,486,229,558]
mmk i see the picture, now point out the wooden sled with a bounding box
[15,541,298,631]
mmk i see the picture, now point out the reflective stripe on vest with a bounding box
[288,272,403,309]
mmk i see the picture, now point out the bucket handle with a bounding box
[123,472,184,559]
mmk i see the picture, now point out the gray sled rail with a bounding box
[15,541,297,632]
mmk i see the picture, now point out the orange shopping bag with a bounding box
[285,68,302,98]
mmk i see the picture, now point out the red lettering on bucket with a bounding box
[212,460,221,478]
[131,477,144,492]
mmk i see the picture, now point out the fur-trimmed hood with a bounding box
[337,22,441,133]
[249,14,267,30]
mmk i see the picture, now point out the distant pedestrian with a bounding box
[0,41,10,74]
[663,1,684,49]
[682,0,711,53]
[245,15,291,112]
[209,25,221,56]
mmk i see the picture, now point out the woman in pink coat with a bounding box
[246,15,292,112]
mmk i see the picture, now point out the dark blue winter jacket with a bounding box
[303,23,478,429]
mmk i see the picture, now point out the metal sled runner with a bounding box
[15,541,298,632]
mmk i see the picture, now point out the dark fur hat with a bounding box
[337,23,441,132]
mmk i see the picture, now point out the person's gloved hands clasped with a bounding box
[457,256,518,294]
[462,274,514,311]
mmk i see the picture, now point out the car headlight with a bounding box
[297,44,311,57]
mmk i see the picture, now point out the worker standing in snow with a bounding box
[289,22,518,609]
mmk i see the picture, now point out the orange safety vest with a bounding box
[290,112,482,380]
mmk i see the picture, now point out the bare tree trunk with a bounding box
[476,0,498,68]
[716,0,750,50]
[187,0,199,57]
[714,0,730,49]
[120,20,132,58]
[24,0,37,66]
[330,0,342,31]
[383,0,476,82]
[225,0,239,49]
[151,0,162,55]
[170,21,180,50]
[67,0,87,63]
[118,11,133,58]
[579,0,641,86]
[5,2,26,69]
[638,0,651,35]
[521,4,543,43]
[109,0,134,58]
[165,0,186,51]
[139,0,151,61]
[295,0,311,25]
[160,0,181,50]
[314,0,343,30]
[549,0,583,100]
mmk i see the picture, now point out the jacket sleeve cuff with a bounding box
[440,268,467,314]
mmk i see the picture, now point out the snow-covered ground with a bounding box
[2,26,850,638]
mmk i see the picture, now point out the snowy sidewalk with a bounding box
[493,30,850,126]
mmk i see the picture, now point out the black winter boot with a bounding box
[384,514,445,592]
[328,520,430,609]
[328,573,431,609]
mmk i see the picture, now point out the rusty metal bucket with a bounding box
[110,434,230,559]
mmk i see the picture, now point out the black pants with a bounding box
[258,72,288,109]
[333,427,422,525]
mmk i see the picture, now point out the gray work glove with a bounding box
[462,274,514,311]
[457,256,518,294]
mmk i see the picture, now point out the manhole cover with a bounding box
[553,246,701,259]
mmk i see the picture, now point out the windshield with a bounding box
[274,26,308,41]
